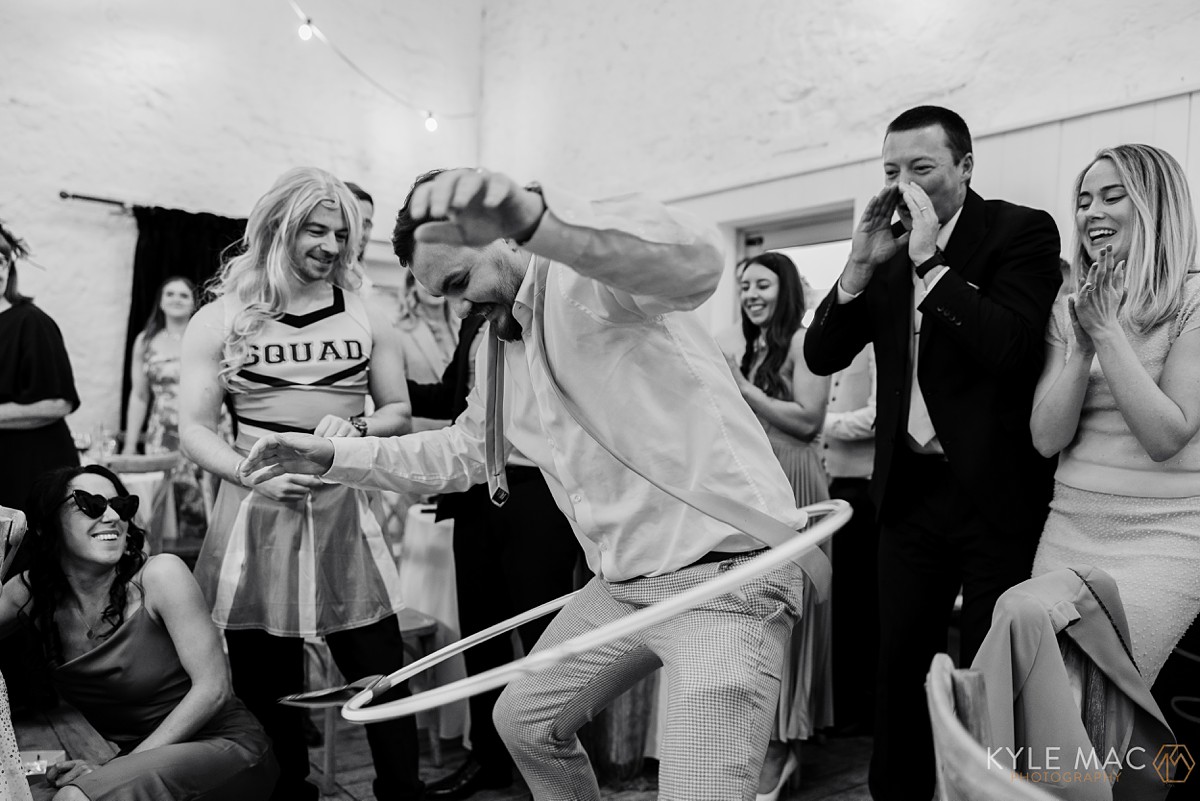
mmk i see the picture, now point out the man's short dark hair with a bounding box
[392,169,449,267]
[344,182,374,207]
[886,106,972,164]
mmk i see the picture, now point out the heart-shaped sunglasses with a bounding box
[62,490,140,522]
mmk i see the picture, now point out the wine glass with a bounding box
[96,425,119,462]
[72,429,93,456]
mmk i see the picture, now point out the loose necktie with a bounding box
[907,283,937,447]
[485,326,509,506]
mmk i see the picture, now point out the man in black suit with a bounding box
[803,106,1061,800]
[405,275,580,800]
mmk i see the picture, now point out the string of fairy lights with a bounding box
[286,1,473,132]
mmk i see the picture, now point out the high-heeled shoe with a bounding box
[755,749,799,801]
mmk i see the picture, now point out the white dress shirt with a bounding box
[837,207,961,454]
[326,186,806,581]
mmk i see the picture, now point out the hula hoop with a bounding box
[343,498,851,724]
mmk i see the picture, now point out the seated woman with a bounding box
[1030,143,1200,685]
[0,465,277,800]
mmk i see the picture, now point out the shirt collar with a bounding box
[936,205,963,251]
[512,252,537,332]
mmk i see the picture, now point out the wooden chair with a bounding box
[14,702,118,801]
[100,452,179,553]
[304,607,442,795]
[100,452,180,475]
[926,653,1057,801]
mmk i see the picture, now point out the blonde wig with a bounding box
[207,167,363,387]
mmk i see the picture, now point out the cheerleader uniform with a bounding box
[194,286,422,801]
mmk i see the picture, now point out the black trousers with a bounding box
[829,476,879,734]
[446,468,580,777]
[226,615,423,801]
[868,451,1038,801]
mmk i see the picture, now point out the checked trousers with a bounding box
[494,552,805,801]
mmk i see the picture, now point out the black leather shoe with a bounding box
[426,756,511,800]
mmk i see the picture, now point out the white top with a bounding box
[1049,273,1200,498]
[326,185,806,581]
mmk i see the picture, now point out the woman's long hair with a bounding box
[19,465,148,667]
[0,218,32,305]
[140,275,198,342]
[738,251,806,400]
[1071,144,1198,332]
[205,167,363,388]
[395,267,458,338]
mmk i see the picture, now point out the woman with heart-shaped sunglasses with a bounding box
[0,464,278,800]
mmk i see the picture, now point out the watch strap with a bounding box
[914,248,946,278]
[515,183,545,247]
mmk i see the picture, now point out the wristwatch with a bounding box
[349,415,369,437]
[914,248,947,278]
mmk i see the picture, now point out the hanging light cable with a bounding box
[285,1,474,130]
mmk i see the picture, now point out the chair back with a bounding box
[101,452,180,474]
[926,653,1057,801]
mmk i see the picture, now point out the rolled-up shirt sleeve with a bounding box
[524,185,725,316]
[325,370,498,494]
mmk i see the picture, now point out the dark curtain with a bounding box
[121,206,245,423]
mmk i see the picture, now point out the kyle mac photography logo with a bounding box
[1155,744,1195,784]
[985,743,1194,786]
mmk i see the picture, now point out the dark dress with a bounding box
[0,301,80,512]
[53,605,277,801]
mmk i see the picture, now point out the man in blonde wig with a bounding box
[180,167,422,801]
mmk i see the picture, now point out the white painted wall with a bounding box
[8,0,1200,436]
[2,0,482,435]
[679,91,1200,332]
[478,0,1200,331]
[479,0,1200,198]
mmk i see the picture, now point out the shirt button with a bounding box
[572,494,582,503]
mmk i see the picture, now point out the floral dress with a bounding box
[0,671,33,801]
[142,333,210,541]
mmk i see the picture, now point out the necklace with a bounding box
[68,601,108,640]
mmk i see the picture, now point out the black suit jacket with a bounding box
[804,189,1061,537]
[407,314,486,423]
[406,313,486,520]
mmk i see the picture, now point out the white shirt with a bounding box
[907,207,961,453]
[836,206,962,453]
[326,187,806,581]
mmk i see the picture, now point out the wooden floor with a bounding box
[307,713,872,800]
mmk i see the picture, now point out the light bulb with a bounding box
[424,113,439,133]
[298,21,313,41]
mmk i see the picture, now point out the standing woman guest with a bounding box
[123,277,199,455]
[394,268,459,384]
[0,465,277,800]
[1031,144,1200,684]
[721,251,831,800]
[0,222,80,514]
[122,277,208,539]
